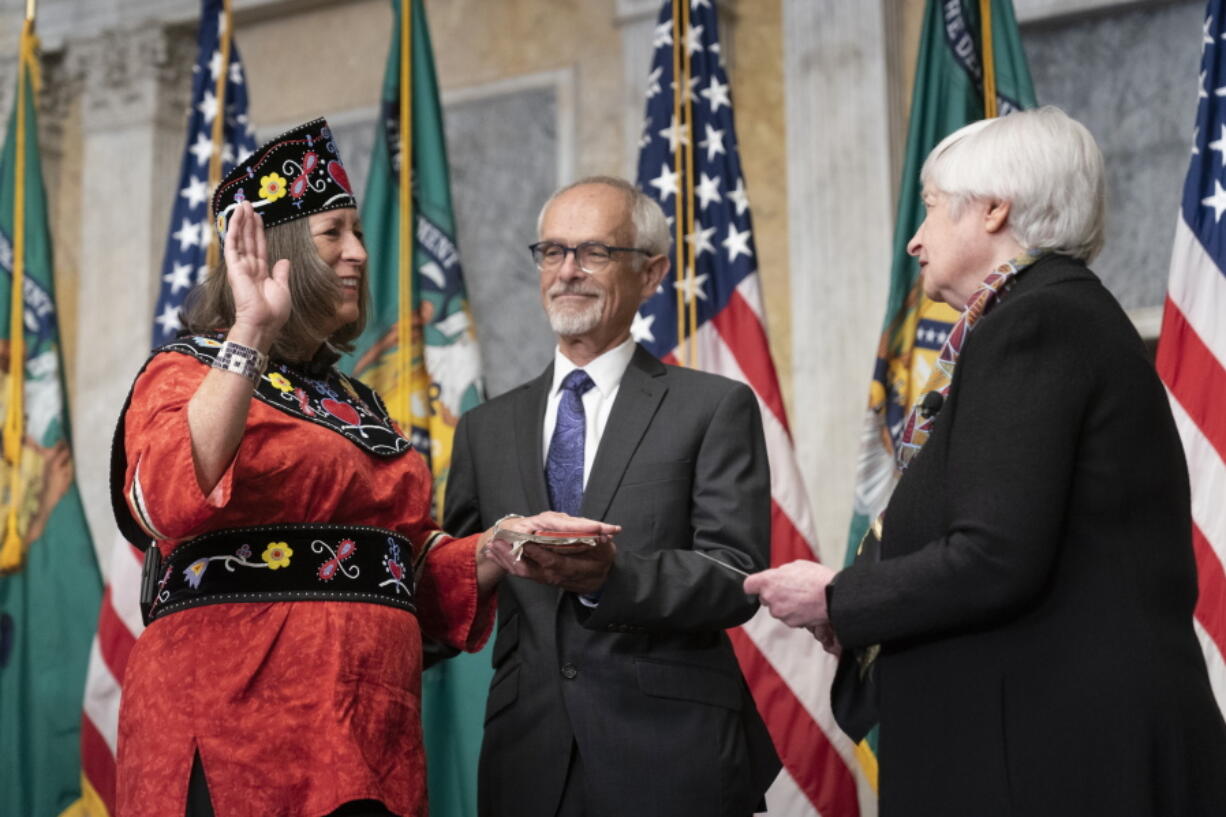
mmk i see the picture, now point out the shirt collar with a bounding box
[552,336,636,397]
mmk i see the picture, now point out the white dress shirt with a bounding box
[542,336,637,489]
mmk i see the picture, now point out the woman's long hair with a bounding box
[182,214,368,360]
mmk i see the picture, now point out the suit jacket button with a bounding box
[561,662,579,680]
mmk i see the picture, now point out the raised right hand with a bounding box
[223,201,291,344]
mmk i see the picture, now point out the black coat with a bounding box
[445,345,781,817]
[832,255,1226,816]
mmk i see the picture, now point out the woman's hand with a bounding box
[224,201,291,349]
[743,559,838,630]
[809,622,843,658]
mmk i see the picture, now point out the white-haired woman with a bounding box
[746,106,1226,815]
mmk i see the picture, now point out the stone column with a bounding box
[615,0,661,177]
[784,0,899,574]
[69,24,191,562]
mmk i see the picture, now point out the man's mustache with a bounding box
[548,283,601,298]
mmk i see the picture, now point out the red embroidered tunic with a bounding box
[115,352,493,817]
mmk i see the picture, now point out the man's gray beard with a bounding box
[547,300,602,337]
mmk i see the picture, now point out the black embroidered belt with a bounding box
[142,523,419,624]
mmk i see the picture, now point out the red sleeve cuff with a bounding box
[415,533,496,652]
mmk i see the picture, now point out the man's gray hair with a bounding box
[536,176,671,258]
[920,106,1106,262]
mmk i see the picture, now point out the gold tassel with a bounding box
[0,511,24,573]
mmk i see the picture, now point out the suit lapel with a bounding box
[514,364,554,514]
[580,346,667,521]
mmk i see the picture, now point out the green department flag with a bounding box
[344,1,487,814]
[0,18,103,817]
[844,0,1036,771]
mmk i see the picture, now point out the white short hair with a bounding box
[536,176,671,259]
[920,106,1106,262]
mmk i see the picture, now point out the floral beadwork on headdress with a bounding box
[211,117,356,241]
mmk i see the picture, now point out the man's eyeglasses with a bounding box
[529,241,651,274]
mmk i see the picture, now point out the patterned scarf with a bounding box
[894,250,1046,471]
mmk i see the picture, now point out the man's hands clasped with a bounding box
[479,511,620,596]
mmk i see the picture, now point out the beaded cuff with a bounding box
[212,339,268,384]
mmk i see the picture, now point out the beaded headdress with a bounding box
[211,117,356,241]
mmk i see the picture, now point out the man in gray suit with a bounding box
[445,176,781,817]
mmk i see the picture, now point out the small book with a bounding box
[492,528,599,561]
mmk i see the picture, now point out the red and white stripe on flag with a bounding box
[1158,216,1226,714]
[631,2,867,807]
[662,273,871,816]
[80,535,146,814]
[1156,0,1226,721]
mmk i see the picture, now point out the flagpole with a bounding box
[681,0,697,370]
[671,0,686,367]
[205,0,233,270]
[980,0,997,117]
[1,3,37,568]
[397,0,415,427]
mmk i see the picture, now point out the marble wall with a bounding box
[443,80,562,396]
[312,76,567,399]
[784,0,897,568]
[1022,0,1203,314]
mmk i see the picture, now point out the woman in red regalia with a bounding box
[111,118,614,817]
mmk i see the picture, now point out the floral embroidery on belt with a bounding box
[381,538,410,595]
[177,538,349,592]
[316,538,358,581]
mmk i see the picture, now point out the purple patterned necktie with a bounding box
[546,369,595,514]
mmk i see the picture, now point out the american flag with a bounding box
[151,1,255,342]
[79,2,254,811]
[633,1,864,814]
[1156,0,1226,722]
